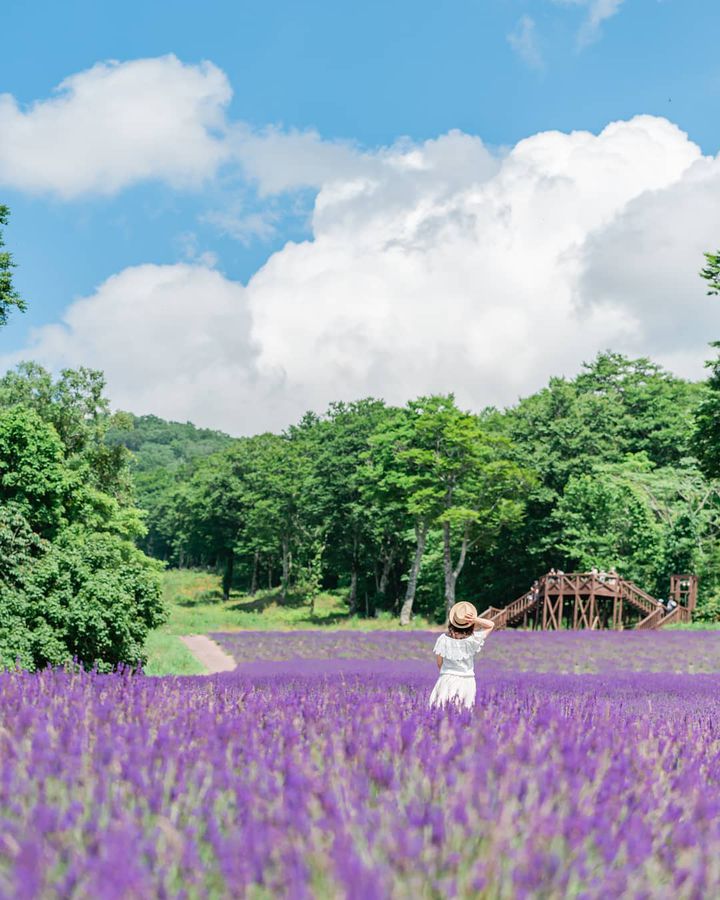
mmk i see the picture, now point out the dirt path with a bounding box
[180,635,237,674]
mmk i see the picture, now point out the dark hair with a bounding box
[447,622,475,640]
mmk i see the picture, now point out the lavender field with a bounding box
[212,629,720,673]
[2,634,720,898]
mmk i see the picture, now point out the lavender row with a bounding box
[211,629,720,673]
[2,668,720,897]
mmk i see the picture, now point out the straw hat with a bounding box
[448,601,478,628]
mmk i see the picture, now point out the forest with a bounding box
[108,349,720,624]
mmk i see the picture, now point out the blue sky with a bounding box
[1,0,719,433]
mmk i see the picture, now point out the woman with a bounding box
[428,601,495,709]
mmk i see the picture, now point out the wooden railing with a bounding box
[481,589,541,631]
[482,572,693,631]
[636,607,664,630]
[620,581,659,617]
[658,606,692,627]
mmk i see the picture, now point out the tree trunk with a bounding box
[249,549,259,596]
[281,535,291,601]
[222,549,234,601]
[400,522,427,626]
[443,522,470,620]
[268,563,272,590]
[348,563,358,615]
[378,549,393,598]
[348,533,360,614]
[443,521,456,615]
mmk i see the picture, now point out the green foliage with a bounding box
[105,413,234,558]
[0,366,166,671]
[554,459,663,586]
[86,349,719,625]
[700,250,720,296]
[468,352,708,603]
[0,206,25,327]
[693,342,720,479]
[0,406,69,536]
[1,528,164,672]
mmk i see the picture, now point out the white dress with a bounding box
[428,632,487,709]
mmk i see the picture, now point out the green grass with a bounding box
[143,568,434,675]
[142,631,205,676]
[667,620,720,630]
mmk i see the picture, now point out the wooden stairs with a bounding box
[480,571,694,631]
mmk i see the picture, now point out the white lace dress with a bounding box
[429,631,487,709]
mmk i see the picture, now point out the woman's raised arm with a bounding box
[474,616,495,632]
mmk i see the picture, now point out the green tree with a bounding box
[0,363,131,499]
[554,459,663,586]
[364,403,441,624]
[0,522,164,672]
[694,343,720,479]
[105,413,234,558]
[300,400,392,613]
[478,352,706,603]
[365,395,530,622]
[175,448,248,599]
[0,368,165,670]
[0,406,69,537]
[700,250,720,296]
[0,206,25,327]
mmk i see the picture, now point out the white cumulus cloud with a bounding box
[4,114,720,435]
[245,116,715,426]
[0,56,231,197]
[0,264,291,433]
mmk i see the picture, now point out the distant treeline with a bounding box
[108,352,720,623]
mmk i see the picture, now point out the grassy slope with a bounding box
[144,569,434,675]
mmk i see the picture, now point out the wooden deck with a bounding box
[480,572,697,631]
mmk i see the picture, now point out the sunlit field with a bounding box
[143,570,437,675]
[4,630,720,898]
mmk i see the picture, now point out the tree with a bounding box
[176,448,248,599]
[692,250,720,478]
[105,413,234,558]
[694,343,720,479]
[300,400,392,613]
[364,404,441,625]
[554,459,663,586]
[402,397,530,616]
[0,363,132,498]
[0,206,25,327]
[0,519,165,672]
[0,368,165,671]
[0,406,69,537]
[365,396,530,622]
[700,250,720,296]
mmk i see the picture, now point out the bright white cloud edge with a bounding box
[0,56,231,197]
[5,102,720,435]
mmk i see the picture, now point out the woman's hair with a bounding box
[447,621,475,640]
